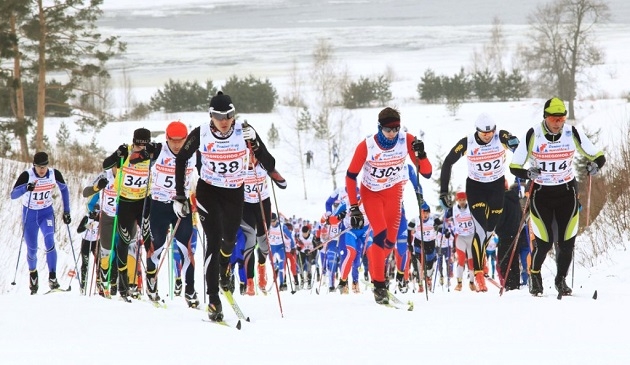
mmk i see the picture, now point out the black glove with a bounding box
[586,161,599,176]
[416,193,424,207]
[444,230,451,239]
[129,149,150,164]
[412,139,426,159]
[439,193,452,209]
[63,212,71,225]
[116,144,128,157]
[407,221,416,229]
[26,182,35,192]
[527,167,542,180]
[145,142,157,154]
[77,216,89,233]
[336,210,347,221]
[88,210,99,221]
[96,178,108,190]
[349,205,364,229]
[173,195,190,218]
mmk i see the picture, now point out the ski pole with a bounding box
[11,192,32,286]
[66,224,82,290]
[499,181,535,296]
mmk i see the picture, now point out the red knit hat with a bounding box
[455,191,467,200]
[166,121,187,139]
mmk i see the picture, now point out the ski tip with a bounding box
[236,320,242,330]
[592,290,598,300]
[67,286,72,291]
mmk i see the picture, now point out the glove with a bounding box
[173,195,190,218]
[26,182,35,192]
[116,144,128,157]
[77,216,89,233]
[145,142,157,154]
[586,161,599,176]
[439,193,452,209]
[527,167,542,180]
[412,139,426,159]
[349,204,364,229]
[88,210,99,221]
[242,124,259,150]
[63,212,71,225]
[416,193,424,207]
[96,178,108,190]
[313,237,321,246]
[444,230,451,239]
[336,210,347,221]
[129,149,150,164]
[407,221,416,229]
[507,135,520,151]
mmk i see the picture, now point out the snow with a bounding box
[2,1,630,364]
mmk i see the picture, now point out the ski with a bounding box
[43,287,71,295]
[485,276,501,289]
[361,279,414,311]
[201,318,242,330]
[222,290,251,322]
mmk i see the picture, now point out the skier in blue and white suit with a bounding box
[11,152,71,294]
[268,213,294,291]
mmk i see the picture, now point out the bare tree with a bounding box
[121,65,136,117]
[282,61,310,199]
[470,16,507,73]
[309,39,356,190]
[520,0,610,119]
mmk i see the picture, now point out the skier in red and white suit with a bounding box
[345,107,432,305]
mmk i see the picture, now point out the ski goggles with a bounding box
[546,115,567,123]
[209,107,235,121]
[381,126,401,133]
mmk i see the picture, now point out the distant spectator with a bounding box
[305,150,314,168]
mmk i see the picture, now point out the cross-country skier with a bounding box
[11,152,71,294]
[509,97,606,296]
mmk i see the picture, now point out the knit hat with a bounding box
[271,212,278,221]
[133,127,151,145]
[166,121,188,139]
[543,97,567,117]
[33,151,49,166]
[209,91,234,112]
[377,107,400,128]
[455,191,467,200]
[421,202,431,212]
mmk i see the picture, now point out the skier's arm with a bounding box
[345,140,368,206]
[440,137,467,194]
[572,126,606,169]
[406,164,422,194]
[499,129,520,152]
[405,133,432,179]
[54,169,71,213]
[509,128,535,180]
[82,171,107,197]
[10,171,31,200]
[175,127,201,196]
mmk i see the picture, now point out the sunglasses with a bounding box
[546,115,567,123]
[210,108,235,121]
[382,126,401,133]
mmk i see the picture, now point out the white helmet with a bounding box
[475,113,496,132]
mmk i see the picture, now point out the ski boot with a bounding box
[207,295,224,322]
[174,277,183,296]
[257,264,267,291]
[454,280,463,291]
[529,272,543,296]
[279,283,288,292]
[246,279,255,296]
[372,281,389,305]
[185,291,200,308]
[555,276,572,296]
[239,282,246,295]
[468,281,476,291]
[146,274,161,302]
[219,264,234,293]
[128,284,141,299]
[48,272,60,290]
[338,279,349,294]
[29,270,39,295]
[475,272,487,292]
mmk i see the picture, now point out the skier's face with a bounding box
[34,164,48,177]
[457,198,467,207]
[476,129,495,144]
[381,125,400,140]
[544,115,566,134]
[167,137,186,154]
